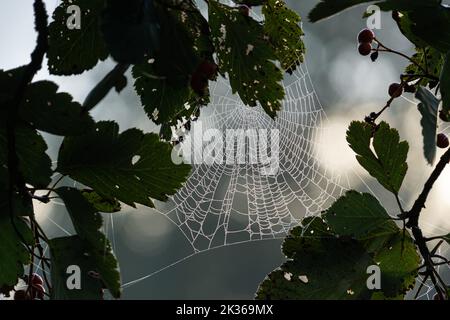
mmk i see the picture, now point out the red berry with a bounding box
[30,273,43,286]
[358,28,375,43]
[197,60,218,80]
[358,42,372,56]
[437,133,449,149]
[14,290,28,300]
[388,83,403,98]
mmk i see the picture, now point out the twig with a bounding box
[6,0,48,256]
[405,147,450,227]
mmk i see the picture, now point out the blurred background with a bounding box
[1,0,449,299]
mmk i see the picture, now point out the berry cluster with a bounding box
[14,273,46,300]
[357,28,375,56]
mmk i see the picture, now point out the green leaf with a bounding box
[405,47,443,89]
[405,5,450,54]
[440,52,450,121]
[100,0,160,64]
[393,12,428,48]
[209,1,284,118]
[324,191,398,252]
[150,5,201,78]
[0,123,52,188]
[50,236,105,300]
[415,87,440,165]
[132,4,211,129]
[57,121,191,207]
[257,223,373,299]
[48,0,108,75]
[347,121,409,194]
[373,232,419,297]
[0,68,94,136]
[308,0,373,22]
[132,62,206,125]
[20,81,95,136]
[0,215,33,287]
[55,187,121,298]
[262,0,305,73]
[324,190,419,297]
[81,189,121,213]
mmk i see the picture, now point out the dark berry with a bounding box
[437,133,449,149]
[31,284,45,300]
[358,28,375,43]
[197,60,218,80]
[14,290,28,300]
[358,42,372,56]
[190,72,208,96]
[388,83,403,98]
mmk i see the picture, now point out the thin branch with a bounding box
[406,147,450,227]
[6,0,48,256]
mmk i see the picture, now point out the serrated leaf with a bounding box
[0,123,52,188]
[81,189,121,213]
[373,232,419,297]
[132,62,204,125]
[48,0,108,75]
[257,225,373,299]
[440,52,450,121]
[322,190,419,297]
[416,87,440,165]
[262,0,305,73]
[21,81,95,136]
[50,236,105,300]
[149,4,200,78]
[209,1,284,118]
[55,187,121,298]
[100,0,160,64]
[0,68,94,136]
[57,121,191,207]
[393,12,428,48]
[347,121,409,194]
[0,215,33,287]
[324,191,398,252]
[405,47,443,88]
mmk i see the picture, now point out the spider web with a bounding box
[119,52,355,289]
[161,64,345,253]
